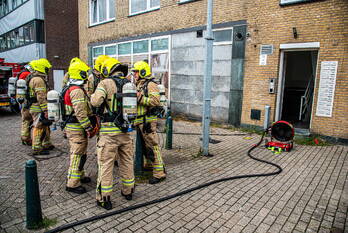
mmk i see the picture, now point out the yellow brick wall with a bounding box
[242,0,348,139]
[78,0,348,139]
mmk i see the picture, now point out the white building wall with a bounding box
[0,43,46,63]
[0,0,44,35]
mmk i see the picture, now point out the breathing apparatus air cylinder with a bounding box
[16,79,27,104]
[47,90,60,131]
[159,83,167,106]
[8,77,17,97]
[47,90,60,122]
[122,81,137,123]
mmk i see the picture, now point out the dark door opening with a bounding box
[281,50,318,129]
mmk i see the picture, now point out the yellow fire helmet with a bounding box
[101,57,128,78]
[70,57,82,65]
[29,58,52,74]
[131,61,151,79]
[68,59,90,80]
[94,55,110,73]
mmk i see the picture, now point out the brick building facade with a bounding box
[78,0,348,141]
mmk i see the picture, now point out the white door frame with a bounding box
[275,42,320,122]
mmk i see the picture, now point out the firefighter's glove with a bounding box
[86,126,97,138]
[40,112,52,126]
[144,122,153,134]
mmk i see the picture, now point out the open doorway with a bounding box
[280,50,318,129]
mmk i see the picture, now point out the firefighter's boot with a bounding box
[32,150,50,156]
[149,176,166,184]
[66,186,86,194]
[97,196,112,210]
[121,188,134,201]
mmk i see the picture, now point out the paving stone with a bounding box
[0,114,347,233]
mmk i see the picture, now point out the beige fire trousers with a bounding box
[96,132,135,202]
[137,121,166,179]
[66,128,88,188]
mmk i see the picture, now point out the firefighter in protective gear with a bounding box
[27,59,54,155]
[63,58,95,194]
[62,57,82,88]
[132,61,166,184]
[91,57,134,210]
[87,55,110,97]
[18,64,33,145]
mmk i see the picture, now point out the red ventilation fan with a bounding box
[265,121,294,152]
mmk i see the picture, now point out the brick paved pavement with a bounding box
[0,110,347,233]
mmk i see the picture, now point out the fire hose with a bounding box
[45,130,282,233]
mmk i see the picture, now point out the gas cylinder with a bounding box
[158,84,168,117]
[158,84,167,107]
[8,77,17,97]
[47,90,60,122]
[16,79,27,104]
[122,81,137,122]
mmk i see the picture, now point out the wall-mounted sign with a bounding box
[315,61,338,117]
[259,45,273,66]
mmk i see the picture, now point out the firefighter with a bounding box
[18,64,33,145]
[90,58,135,210]
[87,55,109,97]
[132,61,166,184]
[27,59,54,155]
[63,58,97,194]
[62,57,82,88]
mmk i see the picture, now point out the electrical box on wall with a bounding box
[269,78,276,94]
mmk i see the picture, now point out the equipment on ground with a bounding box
[265,120,294,152]
[8,77,17,97]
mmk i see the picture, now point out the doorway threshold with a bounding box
[295,128,310,136]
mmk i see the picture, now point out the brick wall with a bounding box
[242,0,348,139]
[78,0,348,139]
[45,0,79,85]
[78,0,249,61]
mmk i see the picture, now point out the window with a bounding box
[118,42,131,55]
[105,45,116,56]
[133,40,148,54]
[90,0,115,26]
[23,22,34,43]
[151,38,168,51]
[0,35,6,51]
[91,36,170,87]
[0,20,38,52]
[213,28,233,44]
[93,46,104,57]
[130,0,160,15]
[0,0,28,18]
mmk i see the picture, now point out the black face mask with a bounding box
[80,71,87,80]
[45,67,49,75]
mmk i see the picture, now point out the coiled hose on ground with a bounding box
[45,130,282,233]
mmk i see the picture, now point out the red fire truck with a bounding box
[0,58,21,110]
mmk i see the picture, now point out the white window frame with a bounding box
[91,35,170,67]
[92,45,105,60]
[104,43,117,56]
[212,27,233,45]
[89,0,115,27]
[129,0,160,16]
